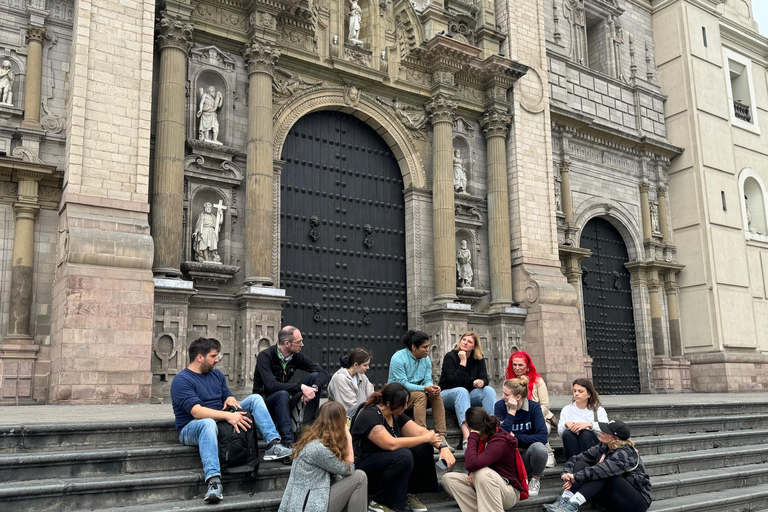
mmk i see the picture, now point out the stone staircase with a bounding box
[1,399,768,511]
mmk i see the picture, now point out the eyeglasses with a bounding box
[290,339,304,345]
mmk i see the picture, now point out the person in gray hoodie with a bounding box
[328,348,375,417]
[279,401,368,512]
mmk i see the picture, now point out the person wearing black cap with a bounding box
[543,420,652,512]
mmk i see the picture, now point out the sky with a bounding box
[754,2,768,36]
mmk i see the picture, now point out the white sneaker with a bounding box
[528,478,541,497]
[546,450,556,468]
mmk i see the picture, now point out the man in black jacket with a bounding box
[253,325,329,446]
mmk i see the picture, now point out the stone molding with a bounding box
[479,109,512,139]
[271,86,427,189]
[426,93,457,125]
[243,40,281,75]
[157,15,193,52]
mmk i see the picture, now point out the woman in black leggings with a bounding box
[543,420,652,512]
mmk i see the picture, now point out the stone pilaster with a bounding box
[639,182,652,241]
[560,161,574,224]
[151,15,192,277]
[243,40,280,286]
[657,185,671,244]
[426,93,458,304]
[481,109,513,308]
[20,26,45,130]
[664,271,682,357]
[4,180,40,344]
[647,268,665,357]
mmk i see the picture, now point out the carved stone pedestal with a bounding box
[652,356,691,393]
[237,286,288,397]
[482,307,527,387]
[422,303,471,378]
[0,343,40,404]
[182,261,240,290]
[456,287,489,305]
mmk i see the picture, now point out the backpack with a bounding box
[216,406,260,474]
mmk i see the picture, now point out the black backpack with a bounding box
[216,406,260,474]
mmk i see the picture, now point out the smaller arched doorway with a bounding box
[580,217,641,394]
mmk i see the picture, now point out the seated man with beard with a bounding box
[171,337,293,503]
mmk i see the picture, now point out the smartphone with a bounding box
[435,459,447,470]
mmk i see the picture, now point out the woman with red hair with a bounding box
[505,351,557,467]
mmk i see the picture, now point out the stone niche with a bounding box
[187,45,236,146]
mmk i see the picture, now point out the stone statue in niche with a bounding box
[554,175,562,212]
[193,201,226,263]
[348,0,363,45]
[456,239,473,288]
[650,200,660,234]
[197,86,223,144]
[745,195,761,234]
[453,149,467,193]
[0,60,14,105]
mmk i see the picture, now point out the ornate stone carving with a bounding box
[453,149,466,193]
[11,147,43,163]
[343,43,372,67]
[278,26,317,54]
[343,86,361,107]
[243,40,281,75]
[555,173,562,213]
[425,94,457,125]
[197,86,223,143]
[456,239,473,288]
[453,117,475,135]
[377,96,429,131]
[479,110,512,138]
[272,68,323,102]
[193,201,225,263]
[157,16,192,52]
[190,46,236,71]
[348,0,363,45]
[650,200,660,235]
[26,26,46,44]
[0,60,14,105]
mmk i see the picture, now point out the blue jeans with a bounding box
[178,393,280,481]
[441,386,497,426]
[263,372,322,445]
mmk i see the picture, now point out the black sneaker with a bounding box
[204,476,223,503]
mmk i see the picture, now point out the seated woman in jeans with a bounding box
[494,375,548,497]
[544,420,651,512]
[441,407,527,512]
[558,378,608,461]
[438,332,496,450]
[351,383,456,512]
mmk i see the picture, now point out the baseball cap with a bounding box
[598,420,631,440]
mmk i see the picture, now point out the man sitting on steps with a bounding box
[171,337,293,504]
[252,325,330,446]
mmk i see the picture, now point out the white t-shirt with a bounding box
[557,402,609,437]
[351,374,358,387]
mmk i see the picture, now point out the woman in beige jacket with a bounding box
[328,348,375,417]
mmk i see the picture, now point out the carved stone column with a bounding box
[648,268,665,357]
[151,15,192,277]
[243,40,280,286]
[639,182,652,240]
[657,185,671,244]
[4,180,40,343]
[665,271,682,357]
[560,161,574,224]
[481,109,513,308]
[21,26,45,130]
[426,93,458,304]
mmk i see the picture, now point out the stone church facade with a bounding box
[0,0,762,404]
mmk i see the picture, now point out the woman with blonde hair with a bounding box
[494,375,548,497]
[279,401,368,512]
[558,378,609,461]
[439,332,496,450]
[544,420,652,512]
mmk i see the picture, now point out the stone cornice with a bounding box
[424,35,481,74]
[479,54,529,89]
[157,15,193,52]
[0,156,60,182]
[243,39,281,74]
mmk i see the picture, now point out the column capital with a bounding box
[560,160,571,173]
[243,39,281,76]
[639,181,650,193]
[480,109,512,139]
[657,185,667,197]
[425,93,457,125]
[26,26,45,44]
[157,15,193,52]
[13,202,40,220]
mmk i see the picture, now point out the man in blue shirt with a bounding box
[171,337,292,503]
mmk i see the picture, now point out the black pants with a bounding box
[356,443,438,512]
[263,373,322,445]
[570,460,650,512]
[561,429,599,461]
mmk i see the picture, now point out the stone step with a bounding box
[647,483,768,511]
[651,463,768,501]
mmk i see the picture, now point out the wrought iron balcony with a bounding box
[734,100,752,123]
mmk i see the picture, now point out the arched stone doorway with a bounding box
[279,111,408,388]
[580,217,641,394]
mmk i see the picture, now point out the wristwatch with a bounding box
[438,441,448,450]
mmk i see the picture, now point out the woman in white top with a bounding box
[558,378,609,461]
[328,348,375,417]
